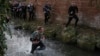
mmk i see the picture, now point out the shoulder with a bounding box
[33,31,39,34]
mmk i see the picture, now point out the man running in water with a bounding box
[30,26,45,54]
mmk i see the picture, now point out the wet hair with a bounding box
[37,26,43,30]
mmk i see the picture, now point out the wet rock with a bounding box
[14,26,23,30]
[77,34,96,50]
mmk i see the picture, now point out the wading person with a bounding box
[30,26,45,54]
[65,2,79,28]
[43,4,51,25]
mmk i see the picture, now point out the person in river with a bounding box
[65,2,79,28]
[30,26,45,54]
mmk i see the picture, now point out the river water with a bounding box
[4,23,100,56]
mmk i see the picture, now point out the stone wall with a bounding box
[27,0,100,29]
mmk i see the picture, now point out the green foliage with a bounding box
[22,22,37,32]
[77,34,96,50]
[0,16,7,56]
[0,0,9,56]
[13,19,100,51]
[61,26,77,43]
[44,24,63,40]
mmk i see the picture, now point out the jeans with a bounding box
[31,41,45,53]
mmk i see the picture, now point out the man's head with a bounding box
[37,26,44,33]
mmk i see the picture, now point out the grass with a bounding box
[12,19,100,51]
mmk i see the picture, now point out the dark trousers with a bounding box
[44,13,50,25]
[29,12,35,21]
[18,11,23,18]
[31,41,45,53]
[66,15,79,27]
[22,12,26,20]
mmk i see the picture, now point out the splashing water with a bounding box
[4,24,65,56]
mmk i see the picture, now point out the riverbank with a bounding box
[12,19,100,51]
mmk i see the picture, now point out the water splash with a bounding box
[5,24,65,56]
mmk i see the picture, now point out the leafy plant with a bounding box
[61,26,77,43]
[0,0,9,56]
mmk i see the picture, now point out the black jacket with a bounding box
[68,5,78,15]
[43,4,51,13]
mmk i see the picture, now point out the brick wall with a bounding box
[27,0,100,29]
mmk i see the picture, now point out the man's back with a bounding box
[30,31,43,42]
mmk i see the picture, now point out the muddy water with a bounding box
[5,23,100,56]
